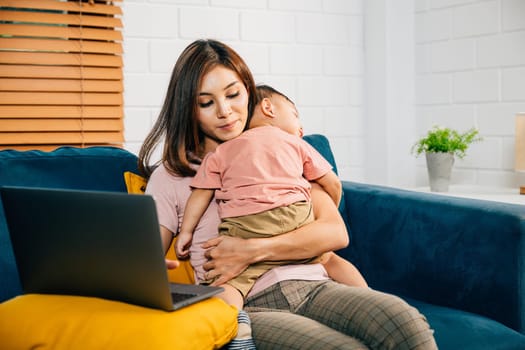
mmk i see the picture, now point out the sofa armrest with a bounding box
[337,181,525,334]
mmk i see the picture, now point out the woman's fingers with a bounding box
[165,259,180,270]
[202,235,252,285]
[201,235,223,250]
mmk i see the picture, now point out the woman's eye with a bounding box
[199,100,213,108]
[227,92,239,99]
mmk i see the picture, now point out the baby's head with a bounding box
[250,85,303,137]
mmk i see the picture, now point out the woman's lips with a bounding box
[218,120,238,131]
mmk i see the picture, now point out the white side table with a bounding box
[409,185,525,206]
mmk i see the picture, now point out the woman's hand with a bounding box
[201,235,257,286]
[165,258,180,270]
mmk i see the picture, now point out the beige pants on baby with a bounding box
[209,201,317,297]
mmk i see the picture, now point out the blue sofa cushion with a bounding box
[406,298,525,350]
[0,147,140,302]
[0,147,139,191]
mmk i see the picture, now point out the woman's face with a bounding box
[196,65,249,150]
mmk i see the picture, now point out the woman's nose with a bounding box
[217,101,232,118]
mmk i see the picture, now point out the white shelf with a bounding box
[409,185,525,206]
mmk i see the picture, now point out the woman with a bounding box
[139,39,437,350]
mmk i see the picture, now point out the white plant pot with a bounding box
[425,152,454,192]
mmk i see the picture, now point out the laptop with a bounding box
[0,186,223,311]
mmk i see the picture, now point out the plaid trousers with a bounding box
[244,280,437,350]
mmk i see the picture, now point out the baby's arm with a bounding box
[314,170,342,206]
[176,188,214,258]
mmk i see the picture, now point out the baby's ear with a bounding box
[260,97,276,118]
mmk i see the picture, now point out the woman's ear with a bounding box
[260,98,276,118]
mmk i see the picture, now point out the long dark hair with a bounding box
[138,39,257,178]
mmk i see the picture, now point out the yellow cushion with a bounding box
[124,171,148,194]
[166,240,196,284]
[123,171,195,284]
[0,294,237,350]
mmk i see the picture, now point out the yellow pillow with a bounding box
[124,171,148,194]
[123,171,195,284]
[0,294,237,350]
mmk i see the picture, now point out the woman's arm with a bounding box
[202,183,349,285]
[160,225,174,253]
[160,225,179,270]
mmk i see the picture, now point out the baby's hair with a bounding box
[255,84,294,105]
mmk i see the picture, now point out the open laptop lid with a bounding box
[1,186,221,311]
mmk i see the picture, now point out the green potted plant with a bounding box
[411,126,482,192]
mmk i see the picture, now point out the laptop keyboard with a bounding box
[171,292,197,303]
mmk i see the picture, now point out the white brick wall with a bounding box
[452,1,500,38]
[415,0,525,188]
[122,0,524,189]
[122,0,364,181]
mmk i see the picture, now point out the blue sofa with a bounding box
[1,135,525,349]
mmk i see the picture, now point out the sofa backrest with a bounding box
[303,134,339,175]
[0,146,140,302]
[303,134,345,215]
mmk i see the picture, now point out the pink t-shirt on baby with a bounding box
[191,126,333,218]
[146,162,329,297]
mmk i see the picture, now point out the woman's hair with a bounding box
[138,39,257,178]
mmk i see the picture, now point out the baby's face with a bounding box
[271,95,303,137]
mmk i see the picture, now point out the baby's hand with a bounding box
[175,231,193,259]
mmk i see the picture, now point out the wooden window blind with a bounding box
[0,0,124,151]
